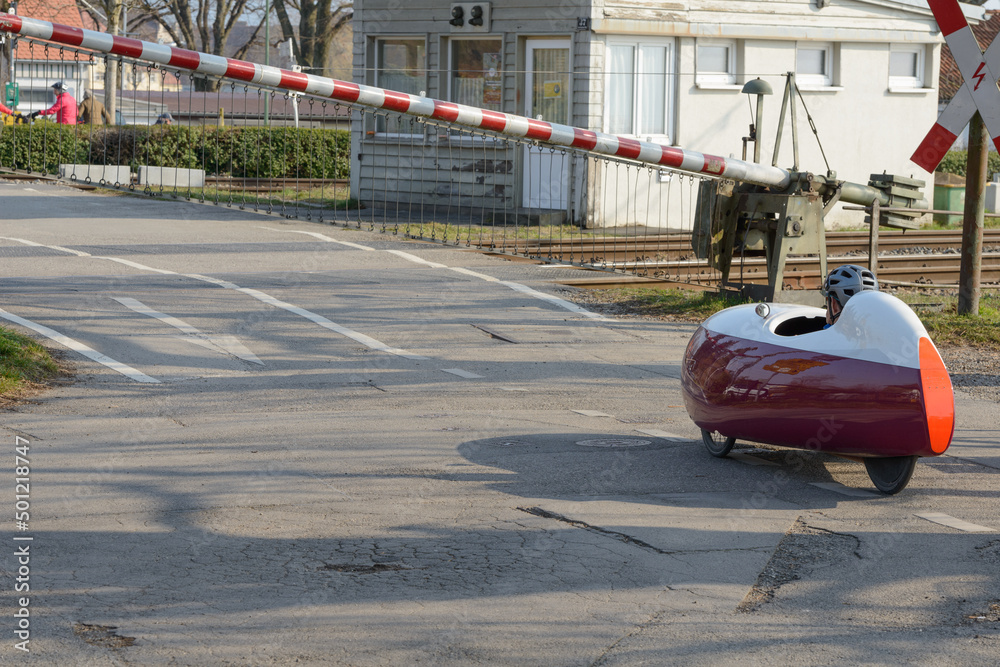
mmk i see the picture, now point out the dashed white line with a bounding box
[101,257,177,275]
[915,512,993,533]
[386,249,448,268]
[0,307,160,383]
[230,285,427,360]
[262,227,610,320]
[1,236,91,257]
[634,428,688,441]
[498,280,609,320]
[2,237,426,361]
[261,228,375,251]
[441,368,484,379]
[573,409,612,418]
[114,297,264,365]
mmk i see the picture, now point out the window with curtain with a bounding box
[606,40,673,140]
[696,40,736,85]
[796,43,834,87]
[889,45,925,89]
[375,38,426,134]
[450,38,503,112]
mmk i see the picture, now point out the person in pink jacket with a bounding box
[30,82,77,125]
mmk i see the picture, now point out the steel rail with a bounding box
[559,253,1000,290]
[517,229,1000,263]
[0,12,792,189]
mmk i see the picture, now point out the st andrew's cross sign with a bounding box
[912,0,1000,172]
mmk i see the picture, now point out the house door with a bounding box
[524,40,571,210]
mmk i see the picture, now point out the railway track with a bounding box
[526,229,1000,261]
[530,229,1000,289]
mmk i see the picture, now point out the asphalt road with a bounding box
[1,179,998,665]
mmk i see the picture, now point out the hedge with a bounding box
[0,124,351,179]
[935,150,1000,179]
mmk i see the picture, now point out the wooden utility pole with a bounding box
[958,111,987,316]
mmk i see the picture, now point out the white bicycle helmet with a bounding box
[822,264,879,317]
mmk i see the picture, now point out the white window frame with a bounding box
[604,37,675,143]
[373,36,427,137]
[888,44,926,91]
[696,39,737,87]
[796,42,834,88]
[447,36,504,109]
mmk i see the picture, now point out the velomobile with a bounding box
[681,290,954,494]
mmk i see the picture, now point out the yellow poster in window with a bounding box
[543,80,562,99]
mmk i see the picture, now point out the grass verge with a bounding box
[577,287,750,323]
[0,326,62,403]
[899,291,1000,348]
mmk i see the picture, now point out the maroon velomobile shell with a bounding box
[681,292,954,459]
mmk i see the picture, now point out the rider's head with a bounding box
[821,264,879,324]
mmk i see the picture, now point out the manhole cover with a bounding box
[575,438,652,448]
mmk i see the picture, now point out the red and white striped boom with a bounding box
[0,12,792,189]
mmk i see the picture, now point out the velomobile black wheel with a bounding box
[701,429,736,458]
[864,456,918,495]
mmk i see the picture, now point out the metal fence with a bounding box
[0,17,742,286]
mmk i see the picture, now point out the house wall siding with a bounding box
[352,0,953,228]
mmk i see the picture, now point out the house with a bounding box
[1,1,182,119]
[351,0,985,229]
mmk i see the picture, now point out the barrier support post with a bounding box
[959,111,986,315]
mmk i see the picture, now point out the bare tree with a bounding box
[133,0,265,90]
[272,0,352,75]
[75,0,128,118]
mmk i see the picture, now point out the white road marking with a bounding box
[260,228,375,251]
[441,368,484,379]
[915,512,993,533]
[809,482,880,498]
[634,428,688,441]
[448,266,500,282]
[386,249,448,268]
[0,236,91,257]
[573,409,612,418]
[729,452,779,467]
[100,257,178,275]
[230,286,428,360]
[261,228,610,320]
[2,237,425,361]
[499,281,609,320]
[0,307,160,383]
[114,297,264,365]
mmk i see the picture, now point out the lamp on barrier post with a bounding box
[741,78,772,164]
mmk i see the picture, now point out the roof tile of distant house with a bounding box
[12,0,87,61]
[939,10,1000,103]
